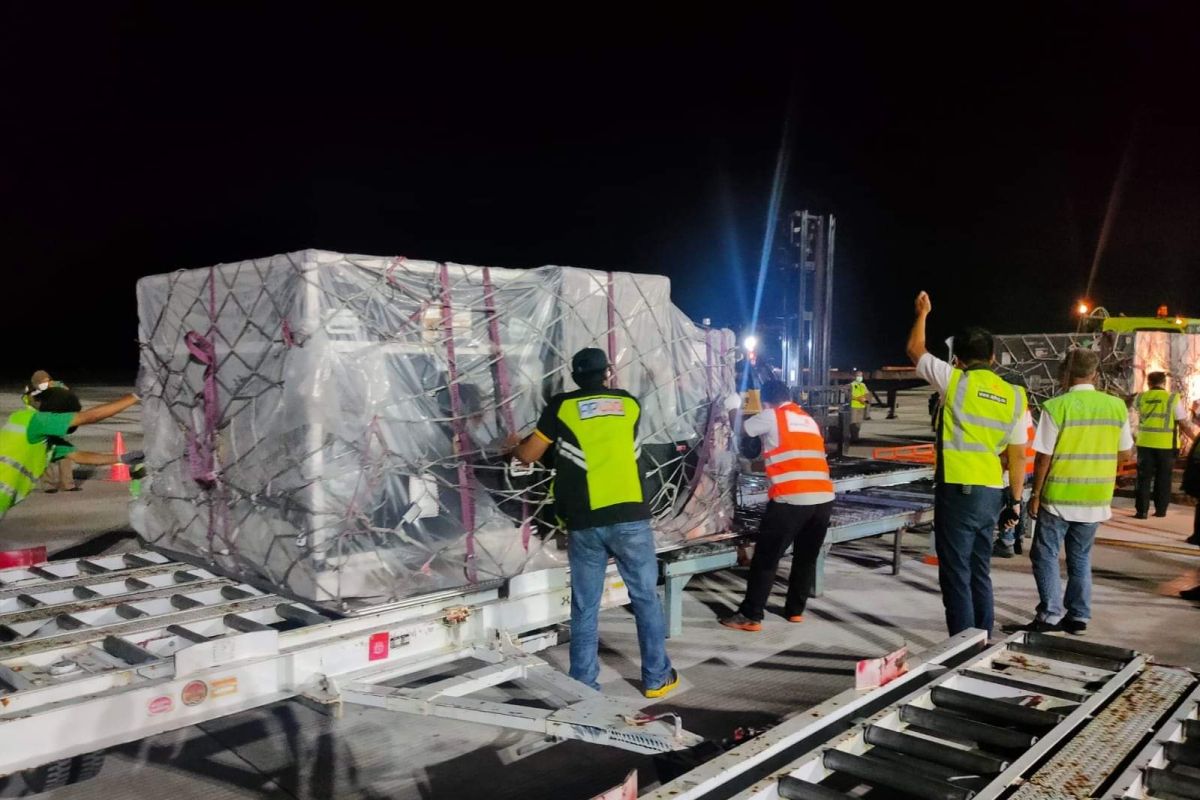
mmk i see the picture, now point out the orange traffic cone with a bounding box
[108,432,131,482]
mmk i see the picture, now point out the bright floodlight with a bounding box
[743,335,758,352]
[1076,301,1090,315]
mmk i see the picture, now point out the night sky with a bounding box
[4,3,1198,380]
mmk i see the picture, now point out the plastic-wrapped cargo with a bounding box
[133,250,737,612]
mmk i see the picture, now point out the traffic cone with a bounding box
[108,432,131,482]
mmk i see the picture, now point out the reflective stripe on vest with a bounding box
[556,393,644,511]
[1136,389,1178,450]
[763,403,834,502]
[940,368,1023,486]
[1042,389,1126,510]
[0,409,51,517]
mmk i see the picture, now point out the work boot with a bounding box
[1186,534,1200,546]
[1180,586,1200,601]
[1062,619,1087,635]
[1020,619,1063,633]
[719,613,762,632]
[1133,512,1148,520]
[1154,511,1168,518]
[785,613,804,623]
[992,541,1015,559]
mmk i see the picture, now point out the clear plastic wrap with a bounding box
[133,250,737,611]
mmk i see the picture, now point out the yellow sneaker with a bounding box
[643,669,680,699]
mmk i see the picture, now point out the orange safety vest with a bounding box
[762,402,835,503]
[1024,417,1036,475]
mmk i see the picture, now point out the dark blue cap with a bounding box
[571,347,610,375]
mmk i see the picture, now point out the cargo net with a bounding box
[133,251,738,611]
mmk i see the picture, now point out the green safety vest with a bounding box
[850,381,868,409]
[0,409,51,518]
[940,367,1024,486]
[1136,389,1179,450]
[1042,389,1126,510]
[557,393,644,510]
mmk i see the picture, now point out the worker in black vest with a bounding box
[510,348,678,698]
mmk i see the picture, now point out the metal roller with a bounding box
[900,704,1038,751]
[930,686,1065,729]
[1005,640,1126,674]
[1146,766,1200,799]
[864,724,1009,774]
[777,775,856,800]
[1166,741,1200,768]
[864,745,975,782]
[822,749,976,800]
[1023,632,1136,664]
[1006,641,1127,674]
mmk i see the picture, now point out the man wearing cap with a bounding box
[510,348,678,699]
[1,386,142,522]
[23,371,74,492]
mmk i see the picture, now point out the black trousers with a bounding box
[1135,446,1177,516]
[738,500,833,621]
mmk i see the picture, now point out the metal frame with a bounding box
[640,629,989,800]
[0,551,697,778]
[1115,680,1200,798]
[785,211,836,391]
[336,643,703,755]
[651,631,1198,800]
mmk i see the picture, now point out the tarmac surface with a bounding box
[2,387,1198,799]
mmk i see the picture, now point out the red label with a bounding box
[0,546,47,569]
[181,680,209,706]
[368,632,389,661]
[148,695,173,715]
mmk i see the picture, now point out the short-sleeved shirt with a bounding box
[1032,384,1134,522]
[917,353,1025,488]
[26,412,76,461]
[744,407,831,506]
[534,388,650,530]
[743,408,782,452]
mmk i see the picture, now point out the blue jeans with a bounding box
[1031,509,1097,624]
[935,484,1003,636]
[567,519,673,691]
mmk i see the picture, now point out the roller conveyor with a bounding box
[647,630,1200,800]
